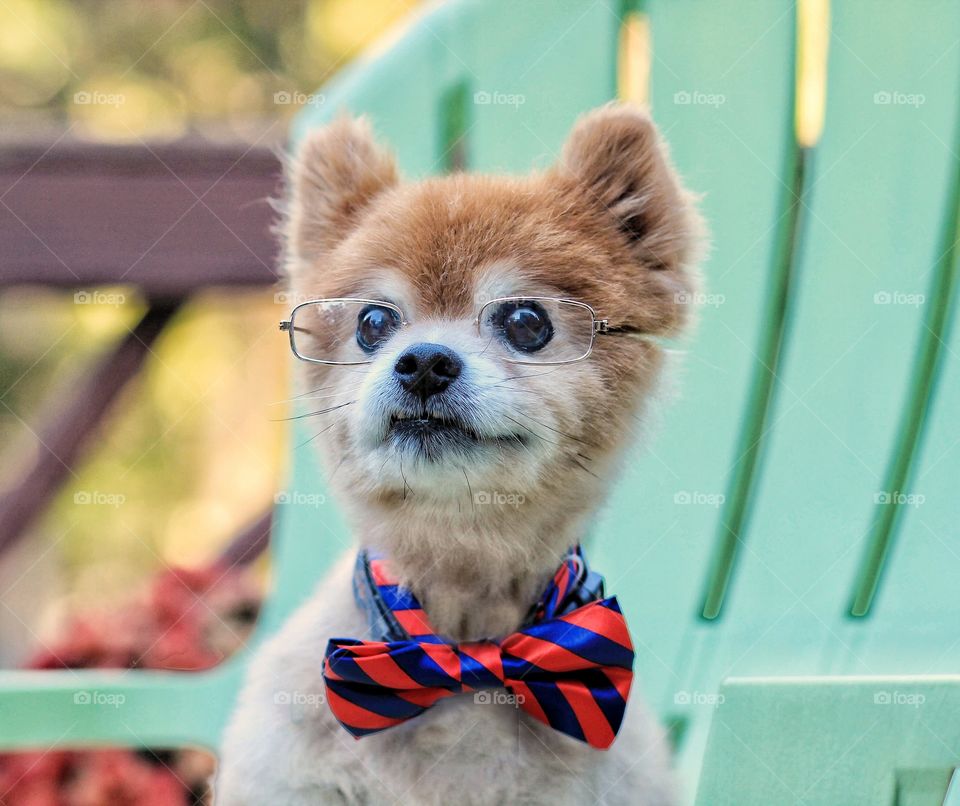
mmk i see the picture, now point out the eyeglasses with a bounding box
[279,296,638,366]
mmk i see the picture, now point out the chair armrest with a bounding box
[696,675,960,806]
[0,663,243,751]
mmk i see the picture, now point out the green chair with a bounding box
[3,1,960,803]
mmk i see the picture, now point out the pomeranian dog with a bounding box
[217,103,702,806]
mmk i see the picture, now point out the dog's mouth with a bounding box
[387,413,525,458]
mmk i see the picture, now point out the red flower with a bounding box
[0,564,262,805]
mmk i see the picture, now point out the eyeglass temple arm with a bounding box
[595,319,647,337]
[595,321,666,347]
[279,321,311,335]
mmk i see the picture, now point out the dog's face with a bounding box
[283,105,700,551]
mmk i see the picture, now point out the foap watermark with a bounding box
[675,291,725,309]
[873,291,925,307]
[873,90,926,108]
[273,90,325,108]
[273,689,325,709]
[273,291,317,307]
[74,690,125,708]
[674,490,725,508]
[674,690,725,708]
[74,490,125,508]
[473,287,515,306]
[874,491,925,508]
[474,690,525,708]
[73,90,125,108]
[274,491,326,508]
[473,90,525,109]
[874,690,925,708]
[673,90,726,108]
[474,490,526,509]
[74,290,126,307]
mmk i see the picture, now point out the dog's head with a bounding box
[281,104,701,561]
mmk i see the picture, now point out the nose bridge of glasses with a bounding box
[391,314,483,357]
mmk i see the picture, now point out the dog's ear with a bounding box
[283,116,397,271]
[558,104,703,334]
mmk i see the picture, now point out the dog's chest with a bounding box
[340,696,604,804]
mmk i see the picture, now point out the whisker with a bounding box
[502,414,560,447]
[270,400,356,422]
[489,385,542,395]
[491,366,570,387]
[461,467,474,512]
[513,410,592,447]
[327,455,347,481]
[571,457,600,478]
[270,385,363,406]
[296,414,347,449]
[399,456,412,500]
[285,380,359,399]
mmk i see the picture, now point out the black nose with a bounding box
[393,343,462,400]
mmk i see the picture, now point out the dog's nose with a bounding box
[393,343,462,400]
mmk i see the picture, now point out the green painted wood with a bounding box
[0,665,242,751]
[588,0,797,790]
[726,0,960,671]
[700,144,807,621]
[696,676,960,805]
[850,107,960,619]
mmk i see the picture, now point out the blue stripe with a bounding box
[325,651,379,686]
[577,668,628,733]
[523,680,585,742]
[517,620,633,669]
[459,651,503,689]
[378,584,419,611]
[388,643,460,688]
[325,677,426,720]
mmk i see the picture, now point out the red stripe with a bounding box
[509,681,550,727]
[332,641,392,657]
[393,608,436,636]
[354,652,420,691]
[458,642,504,681]
[369,559,395,586]
[555,679,616,749]
[605,667,633,702]
[324,686,406,731]
[420,643,460,682]
[502,633,596,673]
[553,564,570,604]
[558,602,633,649]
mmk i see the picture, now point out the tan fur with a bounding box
[217,104,703,805]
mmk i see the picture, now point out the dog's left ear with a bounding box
[558,104,703,334]
[282,116,398,276]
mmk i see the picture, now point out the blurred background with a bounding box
[0,0,421,665]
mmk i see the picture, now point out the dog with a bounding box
[216,103,702,806]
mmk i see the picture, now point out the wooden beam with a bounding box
[217,509,272,568]
[0,302,181,554]
[0,138,282,292]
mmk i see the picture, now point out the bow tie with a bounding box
[322,548,634,749]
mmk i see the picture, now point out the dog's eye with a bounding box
[356,305,402,353]
[492,300,554,353]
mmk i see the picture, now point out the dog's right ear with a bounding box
[283,116,397,271]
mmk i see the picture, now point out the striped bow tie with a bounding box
[322,547,634,749]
